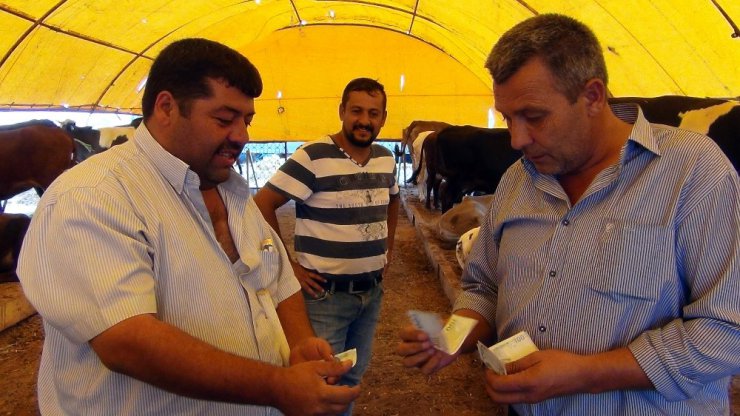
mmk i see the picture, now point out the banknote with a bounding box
[478,331,539,375]
[477,341,506,375]
[334,348,357,367]
[407,310,477,354]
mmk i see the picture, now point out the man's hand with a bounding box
[272,360,361,416]
[483,347,653,405]
[483,349,610,404]
[290,261,326,298]
[289,336,334,365]
[383,248,393,275]
[396,325,458,375]
[483,349,588,404]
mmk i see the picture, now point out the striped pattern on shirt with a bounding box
[17,125,295,415]
[454,104,740,415]
[266,136,399,280]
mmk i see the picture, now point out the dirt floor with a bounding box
[0,190,737,415]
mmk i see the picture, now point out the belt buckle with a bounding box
[347,280,362,294]
[347,278,375,294]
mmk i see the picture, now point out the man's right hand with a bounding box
[290,261,327,298]
[396,325,458,375]
[273,359,361,416]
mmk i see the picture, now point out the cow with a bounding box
[0,213,31,282]
[437,194,494,248]
[62,121,135,162]
[455,226,480,270]
[0,122,76,202]
[0,119,58,131]
[99,126,135,148]
[400,120,451,155]
[415,126,521,212]
[609,96,738,171]
[410,130,441,209]
[401,121,451,200]
[408,130,436,203]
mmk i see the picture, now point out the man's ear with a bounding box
[582,78,607,116]
[338,103,345,120]
[153,91,177,124]
[380,110,388,128]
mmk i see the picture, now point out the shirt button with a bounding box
[538,325,547,333]
[549,270,556,277]
[562,219,570,226]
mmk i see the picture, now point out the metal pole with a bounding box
[246,149,259,189]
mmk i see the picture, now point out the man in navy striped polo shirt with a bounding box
[255,78,400,414]
[398,14,739,415]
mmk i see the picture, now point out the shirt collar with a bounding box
[133,123,194,194]
[612,102,661,158]
[132,123,251,198]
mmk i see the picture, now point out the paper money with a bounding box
[478,331,539,375]
[407,310,477,355]
[477,341,506,375]
[334,348,357,367]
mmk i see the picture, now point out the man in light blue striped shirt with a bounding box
[18,38,358,415]
[398,14,739,415]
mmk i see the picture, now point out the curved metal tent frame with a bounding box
[0,0,738,140]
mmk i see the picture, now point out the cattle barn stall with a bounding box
[0,1,738,142]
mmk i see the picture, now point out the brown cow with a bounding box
[0,123,75,201]
[400,120,450,156]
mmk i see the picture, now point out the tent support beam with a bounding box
[710,0,739,38]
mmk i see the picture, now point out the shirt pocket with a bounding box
[256,250,280,291]
[590,219,670,302]
[239,248,280,293]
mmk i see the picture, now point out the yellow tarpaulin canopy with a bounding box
[0,0,738,140]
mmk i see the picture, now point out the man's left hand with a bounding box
[483,349,593,404]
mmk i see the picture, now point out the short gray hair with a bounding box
[485,14,607,103]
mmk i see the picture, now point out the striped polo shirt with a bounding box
[455,104,739,415]
[266,136,399,281]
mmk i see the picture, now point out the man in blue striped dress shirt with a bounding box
[18,38,358,415]
[255,78,400,414]
[398,14,739,415]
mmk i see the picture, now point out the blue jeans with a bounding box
[303,283,384,389]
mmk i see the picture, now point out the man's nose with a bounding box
[357,111,371,125]
[230,120,249,144]
[508,121,531,150]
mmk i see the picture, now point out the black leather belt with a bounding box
[320,277,382,294]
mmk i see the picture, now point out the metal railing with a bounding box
[2,140,415,216]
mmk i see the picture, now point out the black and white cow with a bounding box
[610,96,738,171]
[62,121,135,162]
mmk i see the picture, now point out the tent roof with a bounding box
[1,0,738,140]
